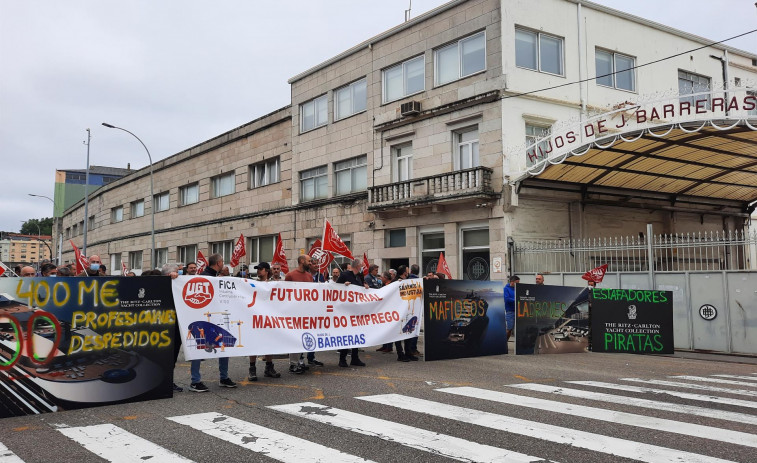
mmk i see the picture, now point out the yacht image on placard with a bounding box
[0,293,164,418]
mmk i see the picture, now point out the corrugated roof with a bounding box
[60,165,133,176]
[526,124,757,204]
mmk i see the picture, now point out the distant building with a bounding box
[0,233,53,268]
[53,165,133,217]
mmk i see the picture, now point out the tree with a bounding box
[20,217,53,236]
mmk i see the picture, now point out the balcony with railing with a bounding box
[368,166,496,211]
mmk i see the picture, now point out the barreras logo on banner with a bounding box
[70,240,89,274]
[308,239,334,274]
[322,219,354,260]
[272,232,289,273]
[582,264,608,283]
[182,277,215,309]
[196,251,208,274]
[229,233,246,268]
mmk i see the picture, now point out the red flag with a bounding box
[229,234,246,267]
[436,252,453,280]
[121,261,128,275]
[321,219,353,260]
[196,251,208,274]
[582,264,608,283]
[70,240,89,274]
[361,252,369,276]
[0,262,6,277]
[308,239,334,274]
[271,233,289,274]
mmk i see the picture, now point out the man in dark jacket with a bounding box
[336,258,368,367]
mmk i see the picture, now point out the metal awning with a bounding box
[521,123,757,206]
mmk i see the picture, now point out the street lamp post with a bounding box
[101,123,155,269]
[27,194,60,264]
[83,129,91,255]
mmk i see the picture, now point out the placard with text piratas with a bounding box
[589,288,674,354]
[0,277,175,418]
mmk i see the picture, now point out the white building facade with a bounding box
[59,0,756,282]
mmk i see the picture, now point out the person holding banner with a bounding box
[188,253,238,392]
[335,258,368,367]
[284,255,316,374]
[504,275,519,341]
[246,262,283,381]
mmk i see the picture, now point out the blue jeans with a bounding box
[190,357,229,384]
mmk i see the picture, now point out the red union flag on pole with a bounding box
[361,252,369,276]
[196,251,209,274]
[582,264,608,283]
[229,234,246,268]
[308,239,334,274]
[121,261,128,275]
[436,252,453,280]
[321,219,354,260]
[271,233,289,274]
[70,240,89,274]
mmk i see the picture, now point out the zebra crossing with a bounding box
[1,372,756,463]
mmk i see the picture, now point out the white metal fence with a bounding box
[512,229,757,274]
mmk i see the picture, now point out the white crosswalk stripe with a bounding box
[57,424,195,463]
[568,380,757,408]
[508,382,757,426]
[3,372,757,463]
[621,377,757,397]
[269,402,551,463]
[437,386,757,448]
[714,374,757,382]
[669,375,757,387]
[167,412,374,463]
[358,393,739,463]
[0,443,25,463]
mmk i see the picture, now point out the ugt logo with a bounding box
[182,277,214,309]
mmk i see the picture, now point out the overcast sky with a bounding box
[1,0,755,234]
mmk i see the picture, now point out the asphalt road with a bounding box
[1,340,756,463]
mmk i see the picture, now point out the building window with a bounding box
[435,31,486,86]
[391,143,413,182]
[79,221,84,235]
[461,227,489,280]
[154,248,168,267]
[335,78,367,121]
[383,55,425,103]
[131,200,144,218]
[65,227,70,239]
[129,251,143,273]
[595,50,635,91]
[301,94,328,132]
[178,245,198,265]
[515,28,564,76]
[455,127,480,170]
[211,172,235,198]
[179,183,199,206]
[65,172,86,183]
[250,158,280,188]
[154,192,169,212]
[420,231,445,275]
[210,241,235,265]
[72,223,78,236]
[385,229,406,248]
[678,70,711,108]
[102,176,119,184]
[525,123,552,166]
[748,91,757,116]
[248,235,276,266]
[334,155,367,195]
[111,206,123,223]
[88,216,95,231]
[300,166,328,201]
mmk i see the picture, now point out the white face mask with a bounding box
[90,263,101,271]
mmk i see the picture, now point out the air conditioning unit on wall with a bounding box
[400,101,421,117]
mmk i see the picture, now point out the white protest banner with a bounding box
[172,276,423,360]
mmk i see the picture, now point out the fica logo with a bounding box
[182,277,214,309]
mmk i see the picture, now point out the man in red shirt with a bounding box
[285,255,315,374]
